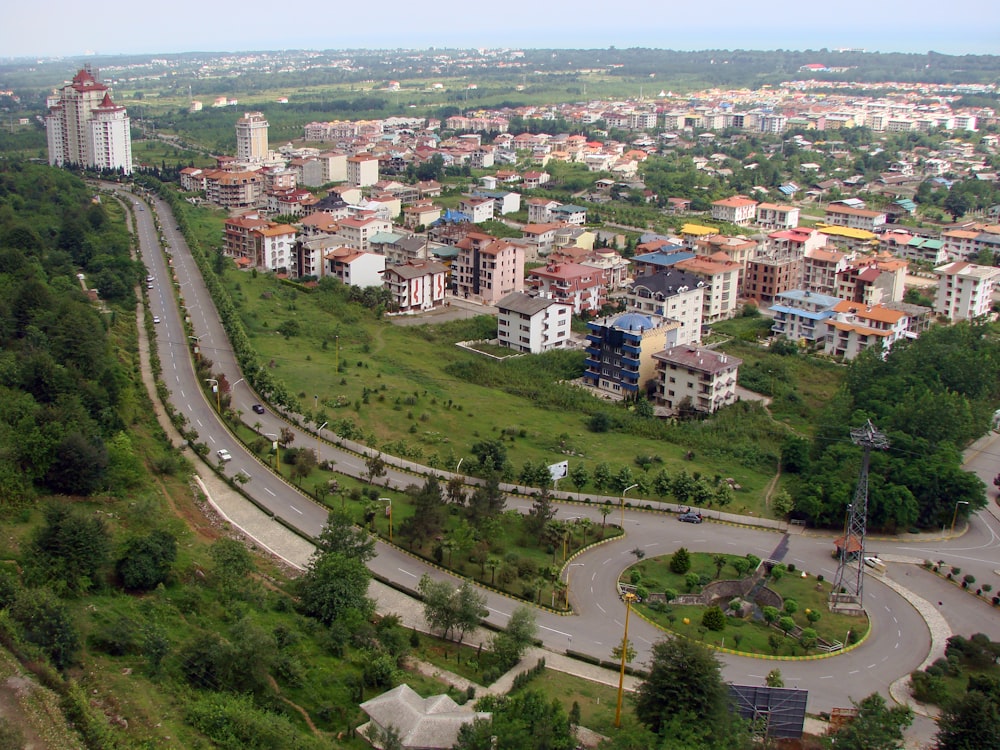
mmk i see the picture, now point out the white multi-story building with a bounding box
[347,153,379,187]
[382,261,449,314]
[335,216,392,253]
[819,301,912,360]
[46,67,132,174]
[626,269,706,346]
[235,112,269,163]
[711,196,758,226]
[934,261,1000,321]
[496,292,573,353]
[652,346,742,414]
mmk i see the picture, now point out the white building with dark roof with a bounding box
[382,260,449,313]
[626,269,706,345]
[496,292,573,353]
[652,345,742,414]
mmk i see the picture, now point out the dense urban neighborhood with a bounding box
[1,47,1000,750]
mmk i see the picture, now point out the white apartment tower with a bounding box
[236,111,269,163]
[46,66,132,174]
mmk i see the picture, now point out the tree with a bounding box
[611,637,637,664]
[365,452,387,484]
[712,554,728,578]
[935,685,1000,750]
[635,638,747,746]
[491,606,537,670]
[209,538,254,596]
[765,669,784,688]
[316,507,376,562]
[702,606,726,631]
[25,503,110,594]
[822,693,912,750]
[115,529,178,591]
[417,575,486,644]
[289,447,317,483]
[297,550,374,626]
[524,489,557,542]
[568,464,589,494]
[8,587,80,670]
[670,547,692,574]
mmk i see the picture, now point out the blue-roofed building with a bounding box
[770,289,841,343]
[583,312,682,398]
[631,249,696,275]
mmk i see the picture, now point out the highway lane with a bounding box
[115,185,999,717]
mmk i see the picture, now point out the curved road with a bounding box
[120,184,1000,720]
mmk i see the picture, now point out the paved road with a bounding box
[115,184,1000,733]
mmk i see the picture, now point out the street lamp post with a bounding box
[564,517,580,561]
[189,334,205,360]
[317,421,328,459]
[950,500,970,537]
[205,378,220,411]
[614,592,637,728]
[621,484,638,529]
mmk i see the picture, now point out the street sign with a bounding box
[548,461,569,482]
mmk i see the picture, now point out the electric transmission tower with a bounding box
[831,420,889,609]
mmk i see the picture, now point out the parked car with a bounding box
[678,512,703,524]
[152,316,160,324]
[252,403,266,414]
[216,449,232,463]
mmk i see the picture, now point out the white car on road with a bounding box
[216,449,232,463]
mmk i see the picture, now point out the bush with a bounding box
[669,547,691,575]
[702,606,726,632]
[778,617,795,634]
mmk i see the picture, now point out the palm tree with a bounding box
[486,554,502,585]
[600,502,612,530]
[713,554,728,579]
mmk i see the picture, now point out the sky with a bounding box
[4,0,998,59]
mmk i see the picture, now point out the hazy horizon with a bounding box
[4,0,998,61]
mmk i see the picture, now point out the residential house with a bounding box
[666,197,692,214]
[179,167,205,191]
[583,312,682,398]
[819,301,912,360]
[626,269,705,345]
[940,223,1000,261]
[403,201,442,230]
[471,190,521,215]
[652,346,742,414]
[823,204,887,232]
[346,153,379,187]
[580,248,632,291]
[769,289,842,343]
[803,246,851,296]
[253,223,297,272]
[755,203,800,230]
[678,223,719,248]
[527,198,561,224]
[452,233,525,305]
[458,196,495,224]
[382,261,449,314]
[336,215,392,253]
[631,248,697,277]
[520,223,565,259]
[836,254,908,305]
[743,247,804,304]
[325,247,386,288]
[551,204,588,225]
[527,262,607,314]
[816,224,879,252]
[674,253,743,322]
[496,292,573,353]
[522,171,551,189]
[933,261,1000,321]
[711,196,758,226]
[204,170,264,209]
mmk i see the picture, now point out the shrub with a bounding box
[701,606,726,632]
[669,547,691,574]
[783,599,798,615]
[778,617,795,634]
[786,563,796,573]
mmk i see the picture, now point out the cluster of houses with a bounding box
[192,108,1000,418]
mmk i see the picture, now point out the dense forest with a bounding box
[0,163,142,502]
[781,323,997,531]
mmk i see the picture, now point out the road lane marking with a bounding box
[596,603,606,613]
[397,568,417,579]
[539,625,572,637]
[487,607,511,618]
[289,506,302,514]
[264,488,275,496]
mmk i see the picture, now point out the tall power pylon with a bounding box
[831,420,889,609]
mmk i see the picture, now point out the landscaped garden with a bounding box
[622,550,869,656]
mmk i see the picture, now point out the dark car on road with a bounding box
[678,512,703,524]
[252,403,266,414]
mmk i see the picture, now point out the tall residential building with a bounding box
[235,112,269,163]
[46,67,132,174]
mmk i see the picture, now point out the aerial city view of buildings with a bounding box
[43,54,995,416]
